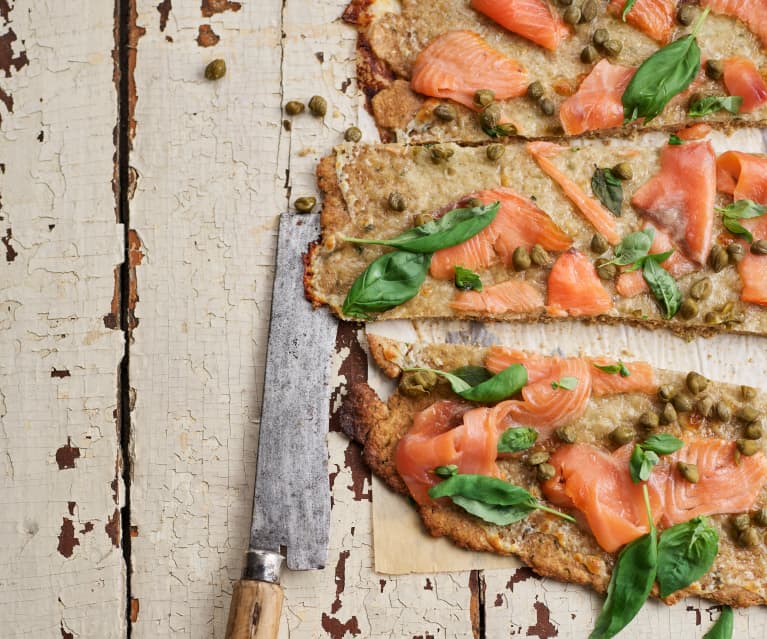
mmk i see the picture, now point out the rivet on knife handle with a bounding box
[225,550,284,639]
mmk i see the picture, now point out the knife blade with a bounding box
[225,211,336,638]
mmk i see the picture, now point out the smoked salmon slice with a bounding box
[631,140,716,265]
[717,151,767,203]
[410,31,528,110]
[471,0,570,51]
[558,60,636,136]
[527,141,621,244]
[450,279,545,314]
[702,0,767,49]
[608,0,676,44]
[484,348,560,383]
[546,249,614,317]
[738,241,767,306]
[722,57,767,113]
[430,187,572,279]
[394,401,498,505]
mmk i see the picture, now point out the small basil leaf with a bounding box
[343,202,500,253]
[642,433,684,455]
[642,257,682,318]
[722,218,753,242]
[630,445,660,483]
[657,516,719,598]
[497,427,538,453]
[342,251,431,319]
[592,167,624,216]
[669,134,684,145]
[643,249,675,264]
[434,464,458,478]
[703,606,733,639]
[610,229,654,266]
[404,364,528,403]
[622,0,637,20]
[688,95,743,117]
[403,367,473,394]
[454,265,483,291]
[450,365,493,387]
[718,199,767,220]
[551,376,578,390]
[589,529,658,639]
[593,361,631,377]
[450,495,535,525]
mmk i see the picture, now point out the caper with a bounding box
[294,196,316,213]
[612,162,633,181]
[434,103,457,122]
[610,425,636,446]
[705,59,724,81]
[486,143,505,162]
[660,402,678,425]
[704,311,720,325]
[679,298,698,320]
[658,384,675,402]
[308,95,327,117]
[727,242,745,263]
[387,191,407,212]
[590,233,609,255]
[430,145,454,163]
[479,107,500,130]
[413,213,434,227]
[737,405,760,424]
[737,438,760,456]
[677,462,699,483]
[558,0,573,6]
[741,385,758,401]
[526,451,550,466]
[594,257,617,280]
[399,370,438,397]
[592,28,609,47]
[696,395,714,418]
[527,81,545,101]
[672,393,693,413]
[733,513,752,532]
[466,197,483,209]
[537,463,556,482]
[344,126,362,143]
[530,244,550,267]
[638,411,660,431]
[751,239,767,255]
[708,244,729,272]
[686,372,708,395]
[715,400,732,422]
[603,39,623,57]
[474,89,495,109]
[285,100,305,116]
[512,246,532,271]
[754,507,767,527]
[745,422,763,440]
[580,0,598,21]
[690,277,712,300]
[539,97,556,116]
[556,425,577,443]
[204,58,227,80]
[581,45,599,64]
[738,527,761,547]
[563,5,581,24]
[676,4,696,26]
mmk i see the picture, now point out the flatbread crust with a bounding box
[340,335,767,608]
[345,0,767,142]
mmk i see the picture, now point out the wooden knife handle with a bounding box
[225,579,284,639]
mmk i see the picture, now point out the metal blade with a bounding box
[249,212,335,570]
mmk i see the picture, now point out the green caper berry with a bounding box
[285,100,305,116]
[430,145,454,163]
[294,196,316,213]
[715,401,732,422]
[581,45,599,64]
[733,513,752,531]
[708,245,729,272]
[603,39,623,57]
[204,58,227,81]
[638,411,660,431]
[556,425,577,443]
[413,213,434,227]
[537,463,557,482]
[580,0,598,22]
[344,126,362,143]
[466,197,483,208]
[611,162,633,181]
[474,89,495,109]
[479,108,500,130]
[742,386,758,401]
[527,81,545,100]
[672,393,693,413]
[530,244,550,267]
[745,422,763,440]
[399,370,438,397]
[539,97,556,116]
[486,144,505,162]
[704,311,720,325]
[388,191,407,212]
[512,246,532,271]
[677,462,699,483]
[676,4,696,25]
[754,507,767,527]
[727,242,745,263]
[592,28,609,47]
[308,95,327,117]
[594,258,617,280]
[434,103,457,122]
[705,59,724,81]
[686,372,708,395]
[690,277,712,301]
[737,406,760,424]
[283,119,292,131]
[658,385,675,402]
[526,451,550,466]
[696,395,714,418]
[679,298,698,320]
[751,239,767,255]
[660,402,678,425]
[738,527,761,547]
[563,5,581,24]
[738,438,760,456]
[610,425,635,446]
[590,233,609,255]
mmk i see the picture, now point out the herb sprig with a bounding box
[403,363,527,403]
[593,361,630,377]
[717,199,767,242]
[592,167,624,216]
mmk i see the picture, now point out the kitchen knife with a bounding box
[225,211,336,638]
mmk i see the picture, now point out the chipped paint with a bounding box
[57,518,79,558]
[50,368,70,378]
[196,24,219,47]
[105,508,120,547]
[103,229,143,330]
[55,438,81,470]
[527,600,558,639]
[200,0,241,17]
[157,0,172,31]
[1,227,15,261]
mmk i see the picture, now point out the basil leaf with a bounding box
[482,123,516,138]
[669,134,684,145]
[497,427,538,453]
[454,265,483,291]
[342,251,431,319]
[404,363,528,403]
[592,167,624,216]
[610,229,654,266]
[643,249,675,264]
[450,365,493,387]
[343,202,499,253]
[450,495,535,525]
[589,529,658,639]
[630,445,660,483]
[551,376,578,390]
[642,433,684,455]
[703,606,733,639]
[689,95,743,117]
[594,361,631,377]
[657,516,719,597]
[642,257,682,318]
[718,199,767,242]
[622,0,637,20]
[434,464,458,478]
[722,217,753,242]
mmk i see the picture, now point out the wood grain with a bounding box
[225,581,283,639]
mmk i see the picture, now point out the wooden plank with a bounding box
[0,1,126,637]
